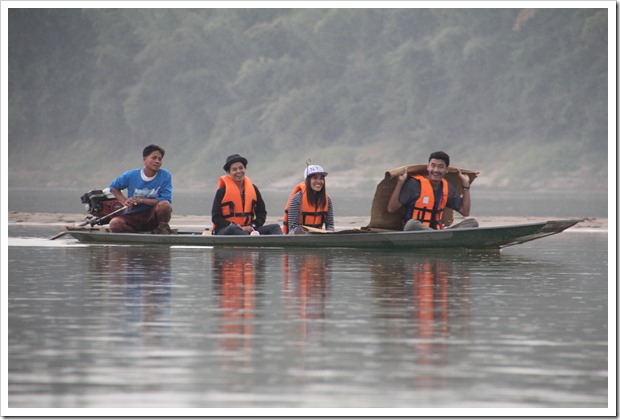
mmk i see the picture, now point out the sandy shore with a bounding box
[7,211,608,231]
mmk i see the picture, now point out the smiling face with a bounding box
[426,158,448,185]
[308,174,325,193]
[143,150,163,177]
[227,161,246,185]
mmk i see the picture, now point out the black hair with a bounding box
[143,144,165,158]
[305,176,327,208]
[429,151,449,167]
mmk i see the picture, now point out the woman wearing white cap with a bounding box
[283,164,335,234]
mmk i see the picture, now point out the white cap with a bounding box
[304,165,328,179]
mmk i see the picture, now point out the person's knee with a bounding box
[446,218,479,229]
[156,200,172,213]
[109,218,124,233]
[259,224,283,235]
[404,219,431,231]
[155,201,172,221]
[216,224,244,235]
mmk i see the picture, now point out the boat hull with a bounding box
[64,219,580,250]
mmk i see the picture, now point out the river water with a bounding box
[6,228,610,413]
[5,189,612,414]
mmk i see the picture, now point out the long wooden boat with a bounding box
[63,219,581,250]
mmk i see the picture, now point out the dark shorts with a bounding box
[113,208,161,232]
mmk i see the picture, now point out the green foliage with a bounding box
[8,8,608,191]
[8,9,97,153]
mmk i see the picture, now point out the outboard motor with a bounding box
[80,188,123,224]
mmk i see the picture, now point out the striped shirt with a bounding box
[287,191,335,232]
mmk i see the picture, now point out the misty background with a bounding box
[8,8,608,198]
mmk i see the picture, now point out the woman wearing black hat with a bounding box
[210,154,283,235]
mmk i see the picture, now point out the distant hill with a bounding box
[8,8,609,193]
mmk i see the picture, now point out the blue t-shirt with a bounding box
[110,168,172,214]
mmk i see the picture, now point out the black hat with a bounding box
[223,154,248,171]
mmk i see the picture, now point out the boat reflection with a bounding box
[88,246,172,346]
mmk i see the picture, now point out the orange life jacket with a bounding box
[404,175,448,230]
[282,182,329,234]
[214,175,258,230]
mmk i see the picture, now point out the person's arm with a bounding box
[287,192,303,232]
[110,188,128,206]
[211,188,230,229]
[111,187,159,209]
[325,196,335,231]
[387,168,409,213]
[457,169,471,216]
[252,185,267,228]
[110,173,129,205]
[156,170,173,203]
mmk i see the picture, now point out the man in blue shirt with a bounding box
[109,144,173,233]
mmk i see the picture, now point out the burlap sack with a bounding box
[364,164,479,231]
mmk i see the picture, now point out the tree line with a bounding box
[8,8,608,191]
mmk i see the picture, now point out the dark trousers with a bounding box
[215,223,283,235]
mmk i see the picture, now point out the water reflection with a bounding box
[411,260,459,388]
[210,249,266,364]
[88,247,172,346]
[282,251,331,331]
[366,252,480,389]
[7,231,608,408]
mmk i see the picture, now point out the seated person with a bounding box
[283,164,334,234]
[387,151,477,230]
[109,144,173,234]
[211,154,283,235]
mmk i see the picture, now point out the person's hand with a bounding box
[397,167,408,183]
[125,197,141,207]
[457,169,470,188]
